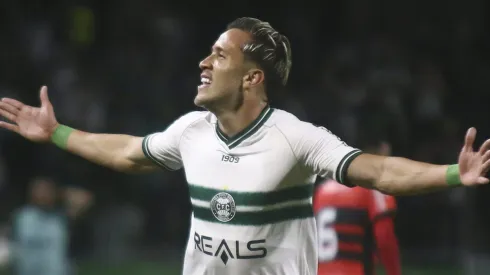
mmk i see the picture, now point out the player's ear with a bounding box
[243,69,264,89]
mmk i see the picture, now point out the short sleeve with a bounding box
[142,111,203,171]
[368,190,397,221]
[290,122,362,186]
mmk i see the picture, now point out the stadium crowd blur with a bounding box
[0,0,489,273]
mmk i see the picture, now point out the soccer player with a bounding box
[314,140,401,275]
[0,17,488,275]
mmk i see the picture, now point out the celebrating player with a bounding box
[314,140,401,275]
[0,17,489,275]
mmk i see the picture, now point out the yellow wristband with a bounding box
[446,164,462,186]
[51,125,74,149]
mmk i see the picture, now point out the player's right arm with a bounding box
[287,118,490,194]
[61,131,152,172]
[0,86,191,173]
[0,86,153,172]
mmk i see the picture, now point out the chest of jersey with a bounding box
[179,120,316,228]
[181,126,300,192]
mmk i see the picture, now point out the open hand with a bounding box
[459,127,490,185]
[0,86,58,143]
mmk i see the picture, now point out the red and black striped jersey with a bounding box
[314,179,396,275]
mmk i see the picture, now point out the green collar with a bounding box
[216,106,274,149]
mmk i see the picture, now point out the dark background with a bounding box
[0,0,489,274]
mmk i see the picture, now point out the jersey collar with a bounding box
[216,106,274,149]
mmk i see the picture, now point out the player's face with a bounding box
[195,29,251,110]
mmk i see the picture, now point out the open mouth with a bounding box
[198,75,212,90]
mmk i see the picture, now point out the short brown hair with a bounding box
[227,17,292,93]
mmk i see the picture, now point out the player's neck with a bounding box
[216,101,268,138]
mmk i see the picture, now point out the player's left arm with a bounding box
[347,128,490,195]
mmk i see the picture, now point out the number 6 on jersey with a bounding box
[316,207,338,262]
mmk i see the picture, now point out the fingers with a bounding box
[476,176,489,185]
[1,98,24,109]
[39,86,50,106]
[463,127,477,152]
[482,158,490,174]
[1,86,46,109]
[0,121,19,133]
[0,101,19,115]
[482,150,490,163]
[0,107,17,122]
[0,101,21,122]
[479,139,490,155]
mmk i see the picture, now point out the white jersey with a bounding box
[143,106,361,275]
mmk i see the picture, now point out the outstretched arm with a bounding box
[60,128,155,173]
[347,128,490,195]
[289,121,490,196]
[346,154,447,195]
[0,86,159,173]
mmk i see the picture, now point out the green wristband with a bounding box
[51,125,74,149]
[446,164,462,186]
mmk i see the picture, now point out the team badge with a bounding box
[210,192,236,222]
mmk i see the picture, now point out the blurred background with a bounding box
[0,0,489,274]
